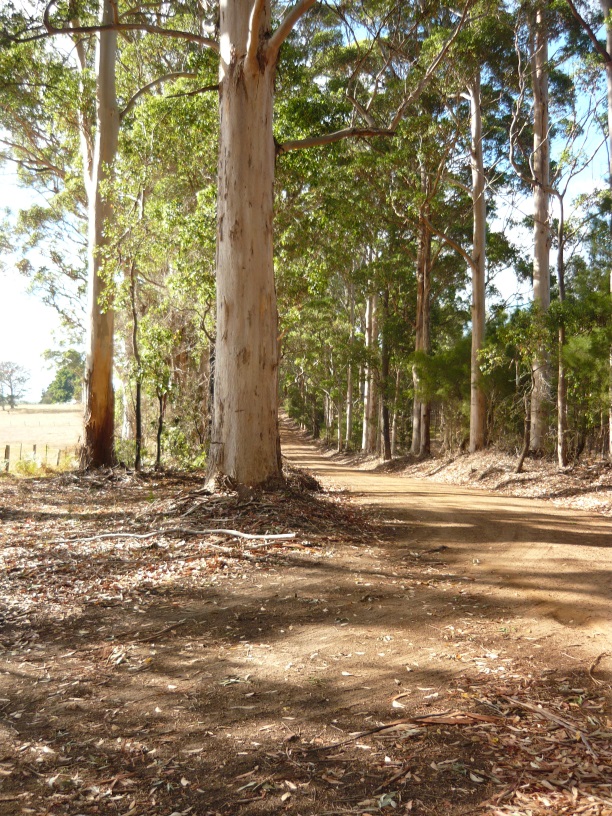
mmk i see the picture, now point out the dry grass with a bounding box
[0,404,82,468]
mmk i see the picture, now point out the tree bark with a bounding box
[468,72,487,452]
[412,198,432,457]
[345,283,355,449]
[556,200,568,468]
[129,264,142,471]
[207,0,281,485]
[81,0,119,468]
[530,4,551,453]
[516,392,531,474]
[156,392,164,469]
[391,368,401,457]
[362,292,379,454]
[602,0,612,459]
[381,288,392,460]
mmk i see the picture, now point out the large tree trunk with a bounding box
[207,0,281,485]
[468,72,487,453]
[81,0,119,468]
[530,4,551,453]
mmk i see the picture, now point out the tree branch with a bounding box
[43,0,219,52]
[120,71,198,119]
[347,93,377,128]
[50,527,297,545]
[388,1,472,131]
[267,0,317,63]
[246,0,267,73]
[165,83,219,99]
[564,0,612,64]
[422,213,477,274]
[276,126,394,155]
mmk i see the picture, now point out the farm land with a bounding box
[0,404,82,469]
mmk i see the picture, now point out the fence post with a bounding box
[56,450,61,466]
[4,445,9,472]
[33,444,37,460]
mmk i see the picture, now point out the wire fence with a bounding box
[2,443,77,472]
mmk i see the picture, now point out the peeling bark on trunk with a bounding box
[530,4,551,453]
[468,73,487,453]
[207,0,281,486]
[81,0,119,468]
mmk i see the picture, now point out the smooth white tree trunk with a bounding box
[362,293,378,453]
[345,284,355,448]
[411,203,431,456]
[82,0,119,467]
[207,0,281,485]
[468,73,487,453]
[530,4,551,452]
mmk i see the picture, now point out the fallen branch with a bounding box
[305,710,501,753]
[503,695,597,758]
[49,527,297,545]
[588,651,610,685]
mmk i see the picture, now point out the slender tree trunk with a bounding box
[602,0,612,458]
[362,293,378,453]
[345,367,353,448]
[81,0,119,468]
[468,72,487,452]
[345,283,355,449]
[530,4,551,452]
[557,202,568,468]
[411,210,427,455]
[516,392,531,474]
[420,217,432,457]
[207,0,281,485]
[156,393,164,469]
[411,172,432,457]
[381,289,392,460]
[391,368,401,456]
[129,264,142,471]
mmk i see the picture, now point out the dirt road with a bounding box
[0,424,610,815]
[282,424,612,679]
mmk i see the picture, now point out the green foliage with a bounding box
[41,349,84,404]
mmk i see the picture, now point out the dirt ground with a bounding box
[0,421,610,816]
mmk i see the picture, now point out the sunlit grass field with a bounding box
[0,404,82,470]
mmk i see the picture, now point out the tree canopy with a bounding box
[1,0,611,473]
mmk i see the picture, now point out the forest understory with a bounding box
[0,423,610,816]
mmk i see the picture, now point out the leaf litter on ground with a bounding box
[0,455,610,816]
